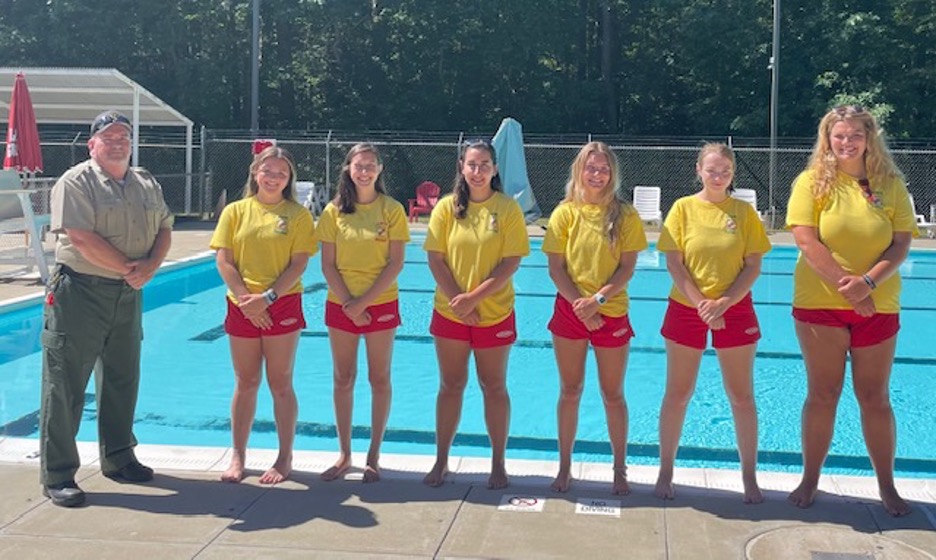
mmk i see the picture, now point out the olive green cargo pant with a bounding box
[39,265,143,485]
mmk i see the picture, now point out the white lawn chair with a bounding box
[296,181,330,217]
[731,188,764,220]
[909,194,936,239]
[0,169,51,281]
[632,186,662,227]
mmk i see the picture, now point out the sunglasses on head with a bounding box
[831,104,866,117]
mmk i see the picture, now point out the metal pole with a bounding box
[250,0,261,134]
[768,0,780,228]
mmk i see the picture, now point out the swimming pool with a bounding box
[2,239,935,477]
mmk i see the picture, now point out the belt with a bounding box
[57,264,127,286]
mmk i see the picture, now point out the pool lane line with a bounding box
[185,327,936,366]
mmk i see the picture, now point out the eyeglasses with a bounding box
[832,105,866,116]
[857,178,880,206]
[584,165,611,176]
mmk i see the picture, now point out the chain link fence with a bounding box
[204,131,936,230]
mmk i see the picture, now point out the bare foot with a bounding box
[743,482,764,504]
[363,463,381,483]
[488,463,509,490]
[259,454,292,484]
[220,451,245,483]
[613,466,630,496]
[423,461,448,487]
[787,480,818,508]
[880,485,911,517]
[320,454,352,482]
[654,472,675,500]
[550,466,572,492]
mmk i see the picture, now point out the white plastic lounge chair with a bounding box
[909,194,936,239]
[0,169,51,281]
[731,188,764,220]
[632,186,662,227]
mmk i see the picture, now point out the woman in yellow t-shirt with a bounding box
[317,143,410,483]
[542,142,647,495]
[210,146,317,484]
[655,143,771,504]
[786,106,916,517]
[422,139,530,489]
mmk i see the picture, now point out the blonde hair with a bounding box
[563,141,631,247]
[807,105,902,199]
[242,146,299,202]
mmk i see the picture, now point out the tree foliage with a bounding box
[1,0,934,137]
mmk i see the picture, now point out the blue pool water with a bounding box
[2,240,935,477]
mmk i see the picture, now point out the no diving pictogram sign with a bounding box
[498,495,546,512]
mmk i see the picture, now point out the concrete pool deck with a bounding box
[1,219,936,558]
[1,438,935,559]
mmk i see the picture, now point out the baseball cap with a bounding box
[90,110,132,136]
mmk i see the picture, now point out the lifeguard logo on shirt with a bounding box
[274,215,289,235]
[488,213,499,233]
[724,216,737,234]
[375,220,388,241]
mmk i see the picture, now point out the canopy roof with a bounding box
[0,67,192,128]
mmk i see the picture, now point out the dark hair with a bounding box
[452,139,501,219]
[242,146,298,201]
[334,143,386,214]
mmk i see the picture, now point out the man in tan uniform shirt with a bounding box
[40,111,173,507]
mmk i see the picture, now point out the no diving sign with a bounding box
[575,498,622,517]
[497,495,546,513]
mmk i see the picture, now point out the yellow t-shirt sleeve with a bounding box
[291,207,318,256]
[424,196,452,253]
[657,198,684,252]
[542,204,569,254]
[501,199,531,257]
[315,203,338,244]
[742,204,772,255]
[618,207,649,253]
[786,172,818,228]
[892,181,919,235]
[386,198,412,241]
[209,203,237,250]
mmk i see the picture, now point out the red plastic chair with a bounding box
[408,181,441,222]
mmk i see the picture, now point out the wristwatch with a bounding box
[263,289,279,305]
[593,292,607,306]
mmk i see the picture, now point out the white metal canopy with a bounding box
[0,67,195,207]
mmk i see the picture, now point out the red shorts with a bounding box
[224,293,306,338]
[547,295,634,348]
[325,299,402,334]
[430,309,517,349]
[792,308,899,348]
[661,294,760,350]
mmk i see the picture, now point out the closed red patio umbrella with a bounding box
[4,72,43,173]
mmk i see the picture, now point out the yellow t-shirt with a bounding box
[785,169,917,312]
[658,195,771,306]
[315,194,411,304]
[542,201,647,317]
[424,192,530,326]
[209,196,317,297]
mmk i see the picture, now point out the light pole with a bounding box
[768,0,780,227]
[250,0,260,135]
